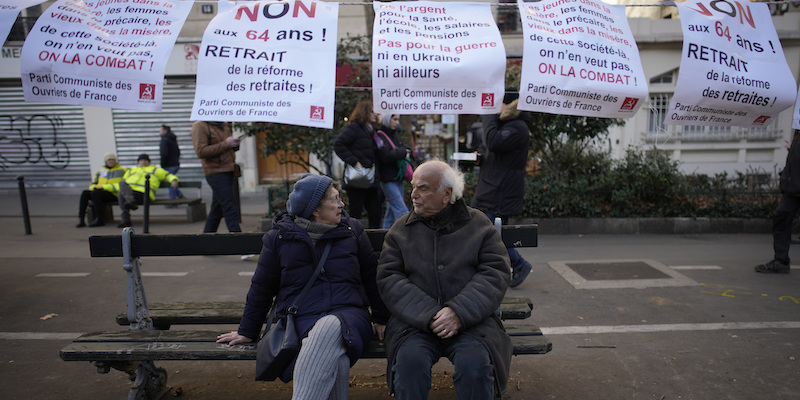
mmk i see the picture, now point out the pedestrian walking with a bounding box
[755,129,800,274]
[334,100,382,229]
[191,121,241,233]
[159,124,184,200]
[471,90,533,287]
[376,113,411,229]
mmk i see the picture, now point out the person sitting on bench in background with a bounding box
[376,160,512,400]
[104,153,179,228]
[76,152,127,228]
[217,173,389,399]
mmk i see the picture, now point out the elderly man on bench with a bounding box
[377,160,513,400]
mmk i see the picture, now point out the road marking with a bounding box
[239,272,255,276]
[141,272,188,277]
[549,259,698,289]
[671,265,723,270]
[540,321,800,335]
[35,273,90,278]
[5,321,799,341]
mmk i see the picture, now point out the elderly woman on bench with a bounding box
[217,173,388,399]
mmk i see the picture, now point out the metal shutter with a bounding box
[0,86,89,188]
[111,80,205,182]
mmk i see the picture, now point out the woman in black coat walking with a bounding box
[333,100,382,229]
[376,113,410,228]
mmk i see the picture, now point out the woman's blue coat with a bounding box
[238,211,389,382]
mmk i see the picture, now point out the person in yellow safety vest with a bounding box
[103,153,179,228]
[76,152,128,228]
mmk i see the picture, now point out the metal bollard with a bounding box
[143,175,151,234]
[17,176,32,235]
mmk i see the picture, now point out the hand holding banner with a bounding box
[191,0,338,128]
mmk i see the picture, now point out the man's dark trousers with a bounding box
[773,194,800,264]
[204,171,241,233]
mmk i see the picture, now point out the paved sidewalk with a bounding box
[1,190,799,399]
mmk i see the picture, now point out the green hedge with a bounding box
[267,148,779,219]
[463,147,779,219]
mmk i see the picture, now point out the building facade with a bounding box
[0,1,798,191]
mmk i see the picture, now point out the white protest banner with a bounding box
[372,1,505,115]
[191,0,338,128]
[668,0,797,127]
[0,0,48,46]
[20,0,192,111]
[516,0,647,118]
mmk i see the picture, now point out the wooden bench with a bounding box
[61,225,549,399]
[88,180,207,230]
[142,179,207,232]
[114,297,537,330]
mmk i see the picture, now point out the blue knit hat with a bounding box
[287,174,334,219]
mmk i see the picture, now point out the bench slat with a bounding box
[150,198,202,205]
[159,181,202,189]
[116,297,534,328]
[88,225,538,258]
[60,325,551,362]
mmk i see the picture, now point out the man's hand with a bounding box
[372,323,386,341]
[430,307,461,339]
[170,180,179,189]
[225,136,241,148]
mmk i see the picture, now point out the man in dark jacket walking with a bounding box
[377,160,512,400]
[755,129,800,273]
[471,91,533,287]
[159,124,183,200]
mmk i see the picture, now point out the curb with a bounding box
[262,217,776,234]
[513,218,774,235]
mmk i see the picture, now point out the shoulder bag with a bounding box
[343,164,375,189]
[255,242,331,381]
[377,130,414,182]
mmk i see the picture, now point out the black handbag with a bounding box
[343,164,375,189]
[255,242,331,381]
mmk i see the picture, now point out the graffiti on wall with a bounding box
[0,114,70,170]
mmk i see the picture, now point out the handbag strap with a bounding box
[263,242,332,330]
[378,130,397,149]
[289,242,331,314]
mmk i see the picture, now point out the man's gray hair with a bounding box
[419,159,465,204]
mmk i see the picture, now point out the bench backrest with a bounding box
[158,181,202,189]
[89,225,538,257]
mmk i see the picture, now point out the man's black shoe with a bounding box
[88,218,105,227]
[76,220,86,228]
[509,260,532,288]
[754,259,790,274]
